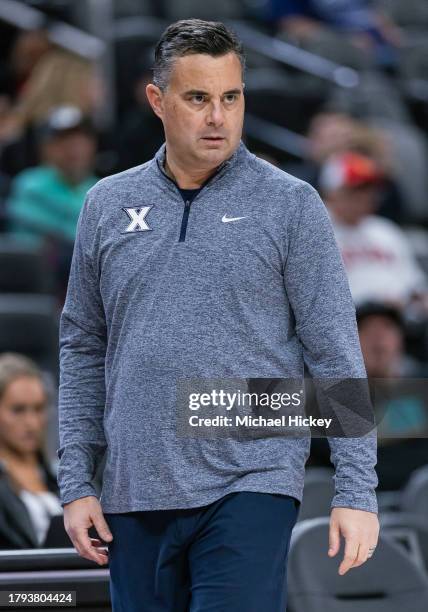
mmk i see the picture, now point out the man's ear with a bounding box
[145,83,164,119]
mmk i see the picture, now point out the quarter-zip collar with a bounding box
[153,139,249,193]
[152,139,251,243]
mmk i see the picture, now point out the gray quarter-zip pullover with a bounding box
[57,140,378,513]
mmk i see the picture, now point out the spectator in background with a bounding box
[319,151,427,308]
[0,28,52,174]
[285,111,404,222]
[266,0,402,67]
[0,353,61,549]
[116,67,165,171]
[0,25,104,178]
[358,302,426,378]
[357,303,428,491]
[310,302,428,490]
[0,25,103,145]
[5,106,98,300]
[0,28,51,105]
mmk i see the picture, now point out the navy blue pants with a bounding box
[104,491,300,612]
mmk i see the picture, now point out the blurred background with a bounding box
[0,1,427,610]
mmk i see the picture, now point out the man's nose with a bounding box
[206,101,225,127]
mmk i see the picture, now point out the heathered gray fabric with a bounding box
[57,140,378,514]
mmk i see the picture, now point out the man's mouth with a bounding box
[202,136,225,140]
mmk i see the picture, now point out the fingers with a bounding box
[90,538,109,560]
[328,520,340,557]
[329,508,380,576]
[338,535,359,576]
[92,512,114,544]
[63,499,114,566]
[351,542,370,569]
[340,539,378,573]
[71,528,109,566]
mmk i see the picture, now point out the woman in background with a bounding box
[0,352,62,549]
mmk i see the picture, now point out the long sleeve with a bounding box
[283,182,378,514]
[56,187,108,507]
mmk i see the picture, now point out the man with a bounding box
[57,19,379,612]
[310,301,428,490]
[320,150,427,307]
[6,105,98,299]
[6,105,98,246]
[357,301,411,379]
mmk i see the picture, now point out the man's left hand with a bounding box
[328,507,380,575]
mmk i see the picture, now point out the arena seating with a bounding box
[288,516,428,612]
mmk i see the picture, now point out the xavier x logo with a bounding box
[122,206,153,232]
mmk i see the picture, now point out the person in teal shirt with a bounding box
[6,105,98,247]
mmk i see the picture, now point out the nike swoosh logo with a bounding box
[222,214,247,223]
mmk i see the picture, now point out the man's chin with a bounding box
[197,141,232,165]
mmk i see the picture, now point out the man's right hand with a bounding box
[63,496,113,566]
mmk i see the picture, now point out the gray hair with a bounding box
[152,19,246,91]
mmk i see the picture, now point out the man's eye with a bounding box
[224,94,237,104]
[191,95,205,104]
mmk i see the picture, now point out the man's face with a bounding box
[327,185,380,225]
[147,52,245,168]
[308,113,357,163]
[358,315,403,377]
[43,131,96,184]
